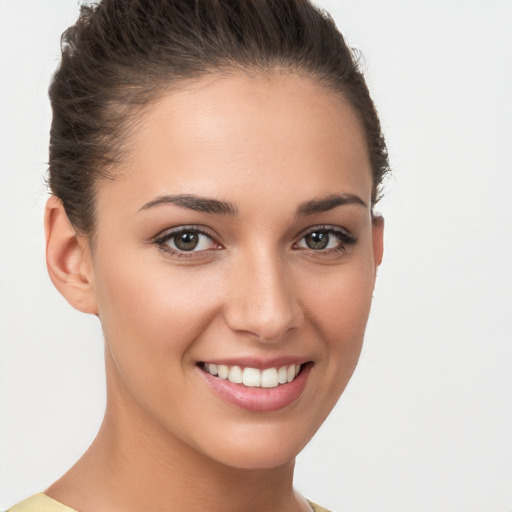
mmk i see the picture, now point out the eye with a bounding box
[294,226,356,253]
[154,227,220,255]
[301,231,336,250]
[169,231,210,252]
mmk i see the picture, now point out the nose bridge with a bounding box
[224,247,302,341]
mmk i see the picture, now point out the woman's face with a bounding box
[87,72,383,469]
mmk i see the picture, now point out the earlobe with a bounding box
[372,214,384,269]
[44,196,98,314]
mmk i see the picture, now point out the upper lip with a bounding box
[198,356,311,370]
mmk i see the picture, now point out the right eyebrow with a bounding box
[138,194,238,216]
[296,193,367,216]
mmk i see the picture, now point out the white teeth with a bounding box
[243,367,261,387]
[278,366,288,384]
[217,364,229,379]
[204,362,303,388]
[261,368,279,388]
[228,365,243,384]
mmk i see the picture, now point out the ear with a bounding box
[371,214,384,270]
[44,196,98,314]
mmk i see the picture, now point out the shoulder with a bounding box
[307,500,336,512]
[9,494,331,512]
[6,494,77,512]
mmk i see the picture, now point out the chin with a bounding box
[208,442,302,471]
[190,416,322,471]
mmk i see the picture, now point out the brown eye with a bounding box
[156,228,219,254]
[304,231,330,250]
[295,227,356,253]
[174,231,200,251]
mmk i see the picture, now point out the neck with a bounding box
[46,358,304,512]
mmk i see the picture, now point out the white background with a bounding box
[0,1,511,511]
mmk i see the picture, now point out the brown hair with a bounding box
[49,0,390,235]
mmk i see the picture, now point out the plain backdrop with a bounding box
[1,1,511,511]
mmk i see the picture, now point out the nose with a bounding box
[223,250,303,342]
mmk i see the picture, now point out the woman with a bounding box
[8,1,388,511]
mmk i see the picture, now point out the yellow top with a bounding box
[7,494,77,512]
[8,493,333,512]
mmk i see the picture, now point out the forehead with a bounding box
[98,72,372,213]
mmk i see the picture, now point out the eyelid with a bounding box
[293,224,357,252]
[152,224,218,241]
[151,223,355,257]
[152,225,223,255]
[295,224,356,242]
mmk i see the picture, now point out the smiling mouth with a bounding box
[199,362,306,388]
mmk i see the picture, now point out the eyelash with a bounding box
[152,225,220,258]
[293,225,357,255]
[152,224,357,258]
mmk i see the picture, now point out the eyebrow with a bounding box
[138,194,238,215]
[138,192,366,217]
[296,193,367,216]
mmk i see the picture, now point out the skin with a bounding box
[44,72,384,512]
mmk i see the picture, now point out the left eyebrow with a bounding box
[138,194,238,216]
[296,193,367,216]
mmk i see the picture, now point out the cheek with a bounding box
[299,254,376,392]
[92,249,222,391]
[93,254,227,437]
[304,261,375,343]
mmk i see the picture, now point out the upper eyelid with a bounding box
[295,224,353,239]
[300,224,346,233]
[152,223,354,248]
[153,224,219,242]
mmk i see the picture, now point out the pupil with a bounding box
[175,232,199,251]
[306,231,329,250]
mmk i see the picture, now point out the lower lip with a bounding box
[199,364,312,412]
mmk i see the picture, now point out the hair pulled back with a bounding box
[49,0,390,235]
